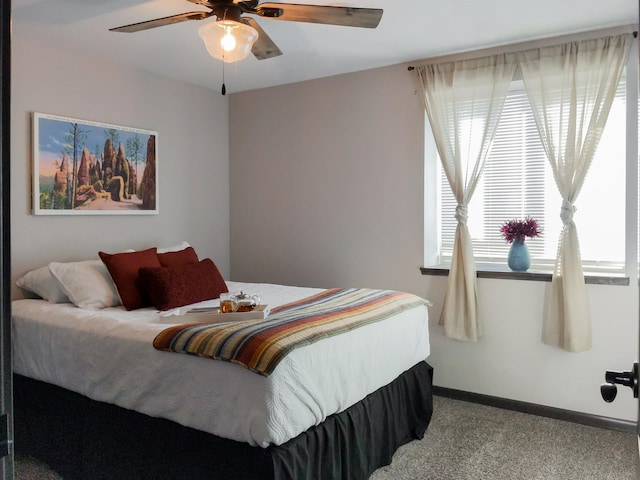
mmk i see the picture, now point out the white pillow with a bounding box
[16,266,70,303]
[157,241,190,253]
[49,260,121,310]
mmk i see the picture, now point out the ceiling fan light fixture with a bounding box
[199,20,258,63]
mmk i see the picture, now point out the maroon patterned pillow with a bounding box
[99,248,161,310]
[157,246,199,268]
[139,258,228,311]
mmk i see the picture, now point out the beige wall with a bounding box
[11,26,230,295]
[229,63,638,422]
[229,67,426,292]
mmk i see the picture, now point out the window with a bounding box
[430,73,631,275]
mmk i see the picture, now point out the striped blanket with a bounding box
[153,288,428,376]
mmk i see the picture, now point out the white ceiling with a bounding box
[13,0,638,94]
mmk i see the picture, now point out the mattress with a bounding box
[12,281,431,447]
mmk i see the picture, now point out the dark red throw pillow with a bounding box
[157,246,199,268]
[139,258,228,311]
[99,248,161,310]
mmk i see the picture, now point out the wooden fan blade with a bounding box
[243,18,283,60]
[109,11,213,33]
[256,3,382,28]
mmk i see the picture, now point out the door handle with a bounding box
[600,362,639,402]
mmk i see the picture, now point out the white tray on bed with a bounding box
[184,304,270,323]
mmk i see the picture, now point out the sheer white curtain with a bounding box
[518,33,631,352]
[417,55,517,341]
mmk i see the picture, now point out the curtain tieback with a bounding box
[560,200,576,225]
[455,205,468,225]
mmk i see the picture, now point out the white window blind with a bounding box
[438,77,627,272]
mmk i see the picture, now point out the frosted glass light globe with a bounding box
[199,20,258,63]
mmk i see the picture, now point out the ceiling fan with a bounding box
[110,0,384,62]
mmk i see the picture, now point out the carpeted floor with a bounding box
[14,455,61,480]
[371,396,638,480]
[14,395,639,479]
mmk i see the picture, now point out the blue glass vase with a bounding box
[507,237,530,272]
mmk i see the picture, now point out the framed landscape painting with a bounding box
[32,112,158,215]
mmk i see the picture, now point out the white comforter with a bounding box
[12,281,430,447]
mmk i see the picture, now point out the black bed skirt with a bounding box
[14,361,433,480]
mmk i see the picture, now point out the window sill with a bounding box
[420,265,630,286]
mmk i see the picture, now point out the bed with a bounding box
[11,247,433,480]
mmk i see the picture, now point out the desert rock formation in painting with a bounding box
[42,132,156,212]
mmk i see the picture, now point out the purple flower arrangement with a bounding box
[500,217,541,244]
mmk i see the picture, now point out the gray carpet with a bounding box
[14,455,62,480]
[371,396,638,480]
[14,396,639,479]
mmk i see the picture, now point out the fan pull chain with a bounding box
[221,60,226,95]
[221,8,227,95]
